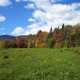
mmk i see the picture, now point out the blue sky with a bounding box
[0,0,80,36]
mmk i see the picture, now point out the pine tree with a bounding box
[48,26,53,38]
[46,27,54,48]
[62,24,65,31]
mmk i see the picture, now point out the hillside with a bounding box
[0,35,16,40]
[0,48,80,80]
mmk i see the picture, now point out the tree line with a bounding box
[0,24,80,48]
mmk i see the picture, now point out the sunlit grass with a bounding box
[0,48,80,80]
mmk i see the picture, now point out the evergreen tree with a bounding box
[46,27,54,48]
[62,24,65,31]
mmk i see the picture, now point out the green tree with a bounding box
[46,27,54,48]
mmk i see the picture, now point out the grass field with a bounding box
[0,48,80,80]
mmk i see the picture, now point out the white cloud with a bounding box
[25,1,80,33]
[0,0,11,6]
[11,27,25,36]
[28,18,35,22]
[11,23,50,36]
[24,3,35,9]
[16,0,30,2]
[16,0,21,2]
[12,0,80,35]
[25,23,50,34]
[0,15,6,22]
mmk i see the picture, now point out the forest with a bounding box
[0,23,80,48]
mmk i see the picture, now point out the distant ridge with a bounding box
[0,35,16,40]
[0,34,35,40]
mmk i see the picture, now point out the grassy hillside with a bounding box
[0,48,80,80]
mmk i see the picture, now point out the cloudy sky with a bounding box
[0,0,80,36]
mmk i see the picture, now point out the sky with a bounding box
[0,0,80,36]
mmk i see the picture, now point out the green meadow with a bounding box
[0,48,80,80]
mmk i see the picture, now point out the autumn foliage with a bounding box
[53,28,64,48]
[0,24,80,48]
[35,30,48,48]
